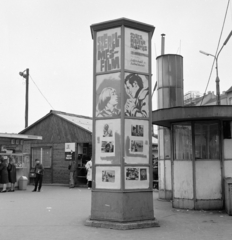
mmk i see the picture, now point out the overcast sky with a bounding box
[1,0,232,133]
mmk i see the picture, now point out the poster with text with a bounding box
[125,167,149,189]
[96,27,121,73]
[124,119,149,164]
[65,143,75,161]
[124,73,149,118]
[96,166,121,189]
[96,73,121,118]
[95,119,121,164]
[125,28,149,73]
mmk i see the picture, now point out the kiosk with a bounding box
[0,133,42,189]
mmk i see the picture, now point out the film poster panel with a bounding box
[124,119,149,164]
[125,28,149,74]
[96,27,121,73]
[125,167,149,189]
[124,73,149,118]
[95,119,121,164]
[95,166,121,189]
[96,72,121,118]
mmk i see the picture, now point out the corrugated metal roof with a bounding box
[56,113,92,132]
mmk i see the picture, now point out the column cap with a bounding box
[90,18,155,39]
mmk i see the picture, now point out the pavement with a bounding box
[0,185,231,240]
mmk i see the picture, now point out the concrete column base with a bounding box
[91,191,155,222]
[85,218,159,230]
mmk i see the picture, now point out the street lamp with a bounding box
[19,68,29,128]
[200,30,232,105]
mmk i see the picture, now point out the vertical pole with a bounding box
[215,59,220,105]
[25,68,29,128]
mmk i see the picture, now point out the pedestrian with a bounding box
[85,159,92,189]
[0,157,9,193]
[7,157,17,192]
[32,159,44,192]
[68,160,76,188]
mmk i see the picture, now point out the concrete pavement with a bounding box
[0,185,231,240]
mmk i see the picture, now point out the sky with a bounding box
[0,0,232,133]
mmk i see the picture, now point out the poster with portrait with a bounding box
[96,72,121,118]
[65,143,75,161]
[125,28,149,74]
[125,167,149,189]
[95,166,121,189]
[95,119,121,164]
[96,27,121,73]
[124,73,149,118]
[124,119,149,164]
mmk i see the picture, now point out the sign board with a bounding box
[65,143,75,161]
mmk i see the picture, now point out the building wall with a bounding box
[21,113,92,184]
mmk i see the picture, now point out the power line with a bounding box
[201,0,231,105]
[29,74,54,110]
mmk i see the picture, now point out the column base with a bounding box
[85,218,159,230]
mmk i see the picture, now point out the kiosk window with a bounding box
[173,123,192,160]
[194,122,219,159]
[32,147,52,168]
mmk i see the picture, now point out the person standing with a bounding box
[68,160,76,188]
[32,159,44,192]
[7,157,17,192]
[0,157,9,193]
[85,159,92,189]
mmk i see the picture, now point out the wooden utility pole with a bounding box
[19,68,29,128]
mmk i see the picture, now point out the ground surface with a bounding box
[0,185,231,240]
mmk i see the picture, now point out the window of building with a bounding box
[173,123,192,160]
[229,97,232,105]
[31,147,52,168]
[194,122,219,159]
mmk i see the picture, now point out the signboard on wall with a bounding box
[125,28,149,73]
[96,27,121,73]
[65,143,75,161]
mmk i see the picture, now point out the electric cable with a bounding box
[200,0,231,105]
[29,74,54,109]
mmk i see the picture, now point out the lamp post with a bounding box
[19,68,29,128]
[200,30,232,105]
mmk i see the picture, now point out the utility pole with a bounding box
[19,68,29,128]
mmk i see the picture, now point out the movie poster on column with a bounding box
[95,119,121,164]
[96,27,121,73]
[95,166,121,189]
[125,166,149,189]
[124,119,149,164]
[96,72,121,118]
[124,73,149,118]
[125,28,149,73]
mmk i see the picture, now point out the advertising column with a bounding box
[88,18,158,229]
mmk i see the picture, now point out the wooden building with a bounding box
[19,110,92,185]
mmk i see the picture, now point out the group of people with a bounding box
[0,156,17,192]
[0,157,44,193]
[68,158,92,189]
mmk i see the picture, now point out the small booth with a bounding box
[152,105,232,210]
[0,133,42,189]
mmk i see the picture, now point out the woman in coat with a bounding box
[0,157,9,192]
[7,157,17,192]
[85,159,92,189]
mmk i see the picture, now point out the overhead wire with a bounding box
[200,0,231,105]
[29,74,54,110]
